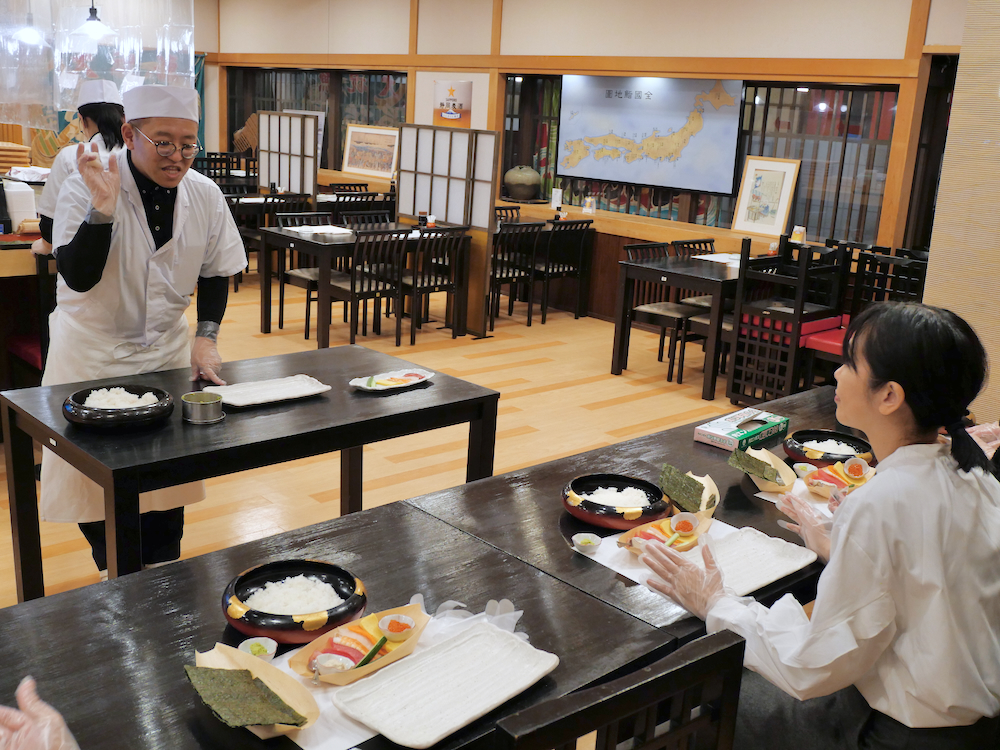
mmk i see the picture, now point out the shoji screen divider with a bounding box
[397,124,499,337]
[258,111,319,200]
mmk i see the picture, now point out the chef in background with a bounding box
[42,84,246,579]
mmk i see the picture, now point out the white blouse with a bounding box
[707,441,1000,728]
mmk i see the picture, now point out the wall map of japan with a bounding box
[557,76,742,194]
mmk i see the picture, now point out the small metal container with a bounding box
[181,392,224,424]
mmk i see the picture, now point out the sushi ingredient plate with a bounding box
[333,622,558,748]
[204,375,331,407]
[349,369,434,392]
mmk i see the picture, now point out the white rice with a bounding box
[803,438,857,454]
[84,387,159,409]
[580,486,651,507]
[243,574,345,615]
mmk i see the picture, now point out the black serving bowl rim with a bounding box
[783,429,873,463]
[563,473,668,522]
[222,559,367,638]
[62,385,174,428]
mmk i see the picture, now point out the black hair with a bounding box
[843,302,997,478]
[77,102,126,150]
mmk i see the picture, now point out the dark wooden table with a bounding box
[2,346,498,598]
[0,502,674,750]
[611,256,740,400]
[260,224,470,349]
[410,387,839,645]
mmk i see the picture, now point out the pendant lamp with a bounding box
[70,1,117,48]
[11,1,48,47]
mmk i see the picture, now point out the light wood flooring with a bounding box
[0,276,735,608]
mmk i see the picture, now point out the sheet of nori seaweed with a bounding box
[658,464,705,513]
[728,449,782,484]
[184,665,307,728]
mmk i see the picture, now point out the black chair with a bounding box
[495,631,745,750]
[623,242,705,383]
[526,219,592,325]
[495,205,521,224]
[402,226,468,345]
[233,193,312,292]
[340,211,392,228]
[489,222,544,331]
[329,192,383,223]
[274,211,335,338]
[672,238,717,309]
[6,254,56,389]
[327,228,411,346]
[323,182,369,193]
[192,152,231,179]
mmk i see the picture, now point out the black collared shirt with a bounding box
[128,151,176,249]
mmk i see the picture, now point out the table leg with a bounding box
[466,397,498,481]
[317,249,331,350]
[702,292,725,401]
[340,447,363,516]
[455,240,469,336]
[105,473,142,578]
[260,232,272,334]
[611,264,633,375]
[3,404,43,602]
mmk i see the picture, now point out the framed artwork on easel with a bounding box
[731,156,800,237]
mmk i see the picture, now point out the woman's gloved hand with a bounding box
[776,492,832,562]
[641,540,726,620]
[0,677,79,750]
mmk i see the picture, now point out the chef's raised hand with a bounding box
[641,541,725,620]
[0,676,80,750]
[190,337,226,385]
[76,142,119,216]
[776,492,832,563]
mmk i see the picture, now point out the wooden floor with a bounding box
[0,276,735,608]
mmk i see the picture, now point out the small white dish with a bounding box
[379,614,417,642]
[669,512,699,535]
[571,532,602,554]
[843,456,871,480]
[350,369,435,392]
[792,462,815,479]
[316,652,355,674]
[238,636,277,661]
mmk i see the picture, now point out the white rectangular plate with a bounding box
[349,368,434,392]
[287,225,354,236]
[204,374,332,407]
[333,622,559,749]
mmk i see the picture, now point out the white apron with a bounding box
[39,309,205,523]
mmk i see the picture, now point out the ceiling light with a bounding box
[841,104,848,113]
[514,77,523,83]
[796,87,809,93]
[12,19,46,47]
[754,95,761,105]
[72,2,116,42]
[816,102,828,112]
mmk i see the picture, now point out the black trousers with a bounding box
[736,669,1000,750]
[79,507,185,571]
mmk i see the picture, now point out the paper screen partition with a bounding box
[257,111,319,198]
[397,124,499,337]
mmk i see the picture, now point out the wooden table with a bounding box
[611,256,740,400]
[0,502,675,750]
[2,346,498,598]
[259,224,470,349]
[410,387,838,645]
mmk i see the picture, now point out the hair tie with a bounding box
[946,420,967,434]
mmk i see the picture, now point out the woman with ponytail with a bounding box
[642,302,1000,749]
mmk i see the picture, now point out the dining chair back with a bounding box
[273,211,336,338]
[672,238,718,309]
[495,631,745,750]
[403,226,469,344]
[6,254,56,389]
[325,182,369,193]
[728,238,847,405]
[489,221,544,331]
[328,192,384,224]
[526,218,593,325]
[495,205,521,224]
[856,251,928,304]
[340,211,392,228]
[193,152,232,179]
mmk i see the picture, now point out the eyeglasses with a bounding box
[132,126,201,159]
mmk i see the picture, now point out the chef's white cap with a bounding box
[123,85,200,123]
[77,79,122,108]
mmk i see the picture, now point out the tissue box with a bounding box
[2,180,36,234]
[694,408,789,452]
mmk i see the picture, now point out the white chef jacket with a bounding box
[707,441,1000,728]
[36,133,120,220]
[40,150,247,523]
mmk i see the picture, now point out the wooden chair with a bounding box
[323,182,369,193]
[525,219,593,325]
[495,631,745,750]
[489,222,544,331]
[192,152,232,180]
[327,228,411,346]
[6,254,56,389]
[274,211,335,338]
[233,193,312,292]
[623,242,704,382]
[329,192,383,223]
[402,226,468,344]
[727,238,847,405]
[340,211,392,228]
[672,238,717,309]
[495,205,521,224]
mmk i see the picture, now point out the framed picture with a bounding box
[731,156,800,237]
[342,124,400,180]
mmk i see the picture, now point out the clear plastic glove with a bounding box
[0,677,79,750]
[30,239,52,256]
[190,337,226,384]
[827,488,846,516]
[776,492,832,563]
[641,540,726,620]
[76,142,119,216]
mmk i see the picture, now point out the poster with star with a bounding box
[434,81,472,128]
